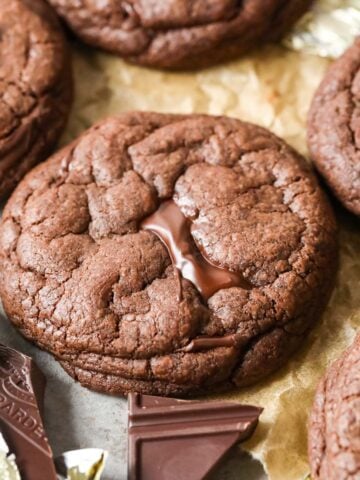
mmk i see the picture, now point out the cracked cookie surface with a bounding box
[47,0,312,68]
[308,334,360,480]
[0,112,338,396]
[0,0,72,198]
[308,37,360,216]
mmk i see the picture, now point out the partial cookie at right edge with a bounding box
[308,37,360,215]
[308,334,360,480]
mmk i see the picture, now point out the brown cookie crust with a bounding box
[0,112,337,396]
[308,334,360,480]
[308,37,360,216]
[47,0,312,68]
[0,0,72,198]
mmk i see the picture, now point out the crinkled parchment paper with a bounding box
[61,34,360,479]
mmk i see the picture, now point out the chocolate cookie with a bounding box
[0,0,72,198]
[308,334,360,480]
[47,0,312,69]
[308,37,360,216]
[0,112,337,396]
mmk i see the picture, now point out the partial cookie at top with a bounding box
[47,0,312,68]
[0,0,72,198]
[308,37,360,216]
[0,112,337,396]
[308,334,360,480]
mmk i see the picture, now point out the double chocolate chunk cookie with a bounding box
[0,113,337,396]
[308,334,360,480]
[0,0,72,198]
[308,38,360,216]
[47,0,312,68]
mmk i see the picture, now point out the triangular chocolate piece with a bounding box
[128,393,262,480]
[0,344,57,480]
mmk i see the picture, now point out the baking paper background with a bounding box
[1,2,359,479]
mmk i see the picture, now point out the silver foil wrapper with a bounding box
[0,433,21,480]
[284,0,360,58]
[55,449,108,480]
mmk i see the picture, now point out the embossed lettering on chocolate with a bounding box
[47,0,312,68]
[0,344,57,480]
[0,113,338,397]
[0,0,72,198]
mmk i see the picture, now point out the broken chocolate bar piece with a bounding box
[0,344,57,480]
[128,393,262,480]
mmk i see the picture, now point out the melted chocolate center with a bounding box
[141,200,251,300]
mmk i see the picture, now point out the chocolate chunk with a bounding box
[182,334,240,352]
[0,344,57,480]
[141,199,251,300]
[128,392,262,480]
